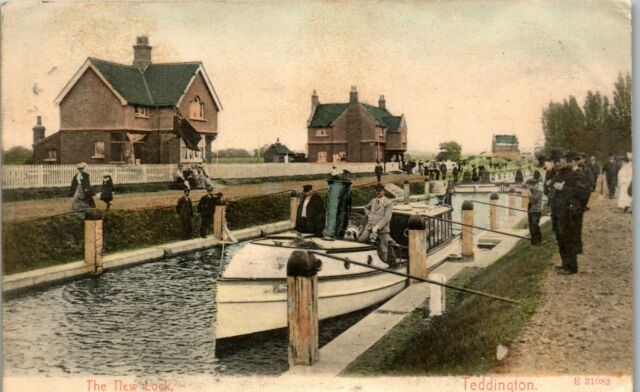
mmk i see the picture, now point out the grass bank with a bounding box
[343,222,555,376]
[2,183,385,275]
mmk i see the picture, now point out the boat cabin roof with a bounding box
[391,202,451,217]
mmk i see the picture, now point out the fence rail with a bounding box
[2,162,400,190]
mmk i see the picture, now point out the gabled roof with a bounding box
[54,58,222,109]
[494,134,519,144]
[308,101,403,131]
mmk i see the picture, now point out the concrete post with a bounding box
[461,200,474,259]
[290,191,299,225]
[490,192,499,230]
[429,273,446,316]
[287,251,320,366]
[403,180,411,203]
[508,188,516,216]
[213,196,227,241]
[84,217,104,276]
[408,215,428,284]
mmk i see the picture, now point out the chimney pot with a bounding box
[311,90,319,112]
[349,86,358,104]
[378,95,386,110]
[32,116,46,144]
[133,36,152,70]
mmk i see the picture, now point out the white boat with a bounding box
[215,202,456,341]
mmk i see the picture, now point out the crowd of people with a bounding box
[533,150,632,276]
[69,162,114,212]
[175,163,214,190]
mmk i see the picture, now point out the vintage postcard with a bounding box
[1,1,633,391]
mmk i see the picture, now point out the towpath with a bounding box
[500,194,632,375]
[3,174,422,223]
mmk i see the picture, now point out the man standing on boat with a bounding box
[176,189,194,239]
[198,186,217,238]
[295,184,326,237]
[358,183,396,267]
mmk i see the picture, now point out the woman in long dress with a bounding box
[617,152,632,212]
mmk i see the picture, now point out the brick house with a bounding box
[33,36,222,164]
[491,134,520,159]
[306,87,407,163]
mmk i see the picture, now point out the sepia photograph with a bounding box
[1,1,633,391]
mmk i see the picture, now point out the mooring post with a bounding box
[424,177,430,200]
[403,180,411,203]
[461,200,474,259]
[429,273,446,316]
[508,188,516,216]
[521,187,530,211]
[490,192,499,230]
[84,215,104,276]
[290,191,299,225]
[287,250,320,367]
[214,195,227,241]
[408,214,428,284]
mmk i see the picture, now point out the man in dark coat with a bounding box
[589,156,600,192]
[452,166,459,183]
[374,161,383,182]
[602,154,619,198]
[176,189,193,239]
[198,187,218,238]
[99,172,114,210]
[439,163,447,180]
[553,152,589,274]
[295,184,326,237]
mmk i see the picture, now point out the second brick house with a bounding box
[306,86,407,163]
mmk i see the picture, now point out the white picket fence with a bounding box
[2,162,400,190]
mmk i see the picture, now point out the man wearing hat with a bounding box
[69,162,94,211]
[553,152,589,274]
[176,188,194,239]
[526,178,543,245]
[602,154,619,198]
[358,183,396,267]
[197,186,218,238]
[99,172,114,210]
[295,184,326,237]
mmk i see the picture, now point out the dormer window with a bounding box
[134,105,149,118]
[189,96,205,120]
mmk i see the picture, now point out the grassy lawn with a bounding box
[343,221,555,376]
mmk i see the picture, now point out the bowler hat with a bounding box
[302,184,313,192]
[564,151,580,162]
[375,183,385,192]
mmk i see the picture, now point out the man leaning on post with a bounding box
[198,186,218,238]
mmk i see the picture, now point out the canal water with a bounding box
[3,192,522,377]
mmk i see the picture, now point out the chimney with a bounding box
[133,36,152,70]
[32,116,45,144]
[311,90,319,112]
[379,95,386,110]
[349,86,358,104]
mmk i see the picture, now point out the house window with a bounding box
[377,129,385,139]
[315,129,328,137]
[317,151,327,163]
[93,141,105,158]
[44,149,57,162]
[189,96,205,120]
[134,105,149,118]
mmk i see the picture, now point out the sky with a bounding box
[1,0,632,154]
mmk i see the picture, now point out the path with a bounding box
[3,174,422,223]
[500,194,632,375]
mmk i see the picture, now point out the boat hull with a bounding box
[215,263,408,339]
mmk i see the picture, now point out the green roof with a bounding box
[309,102,402,131]
[494,134,519,144]
[268,143,292,155]
[90,58,200,106]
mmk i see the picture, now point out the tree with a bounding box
[3,146,33,165]
[253,144,271,158]
[436,141,462,161]
[610,72,632,154]
[216,148,251,158]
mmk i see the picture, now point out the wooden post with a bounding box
[408,214,428,284]
[290,191,299,224]
[521,187,529,211]
[461,200,474,259]
[403,180,411,203]
[424,177,430,200]
[84,217,104,276]
[213,196,227,241]
[508,188,516,216]
[490,192,499,230]
[287,250,320,367]
[429,273,445,316]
